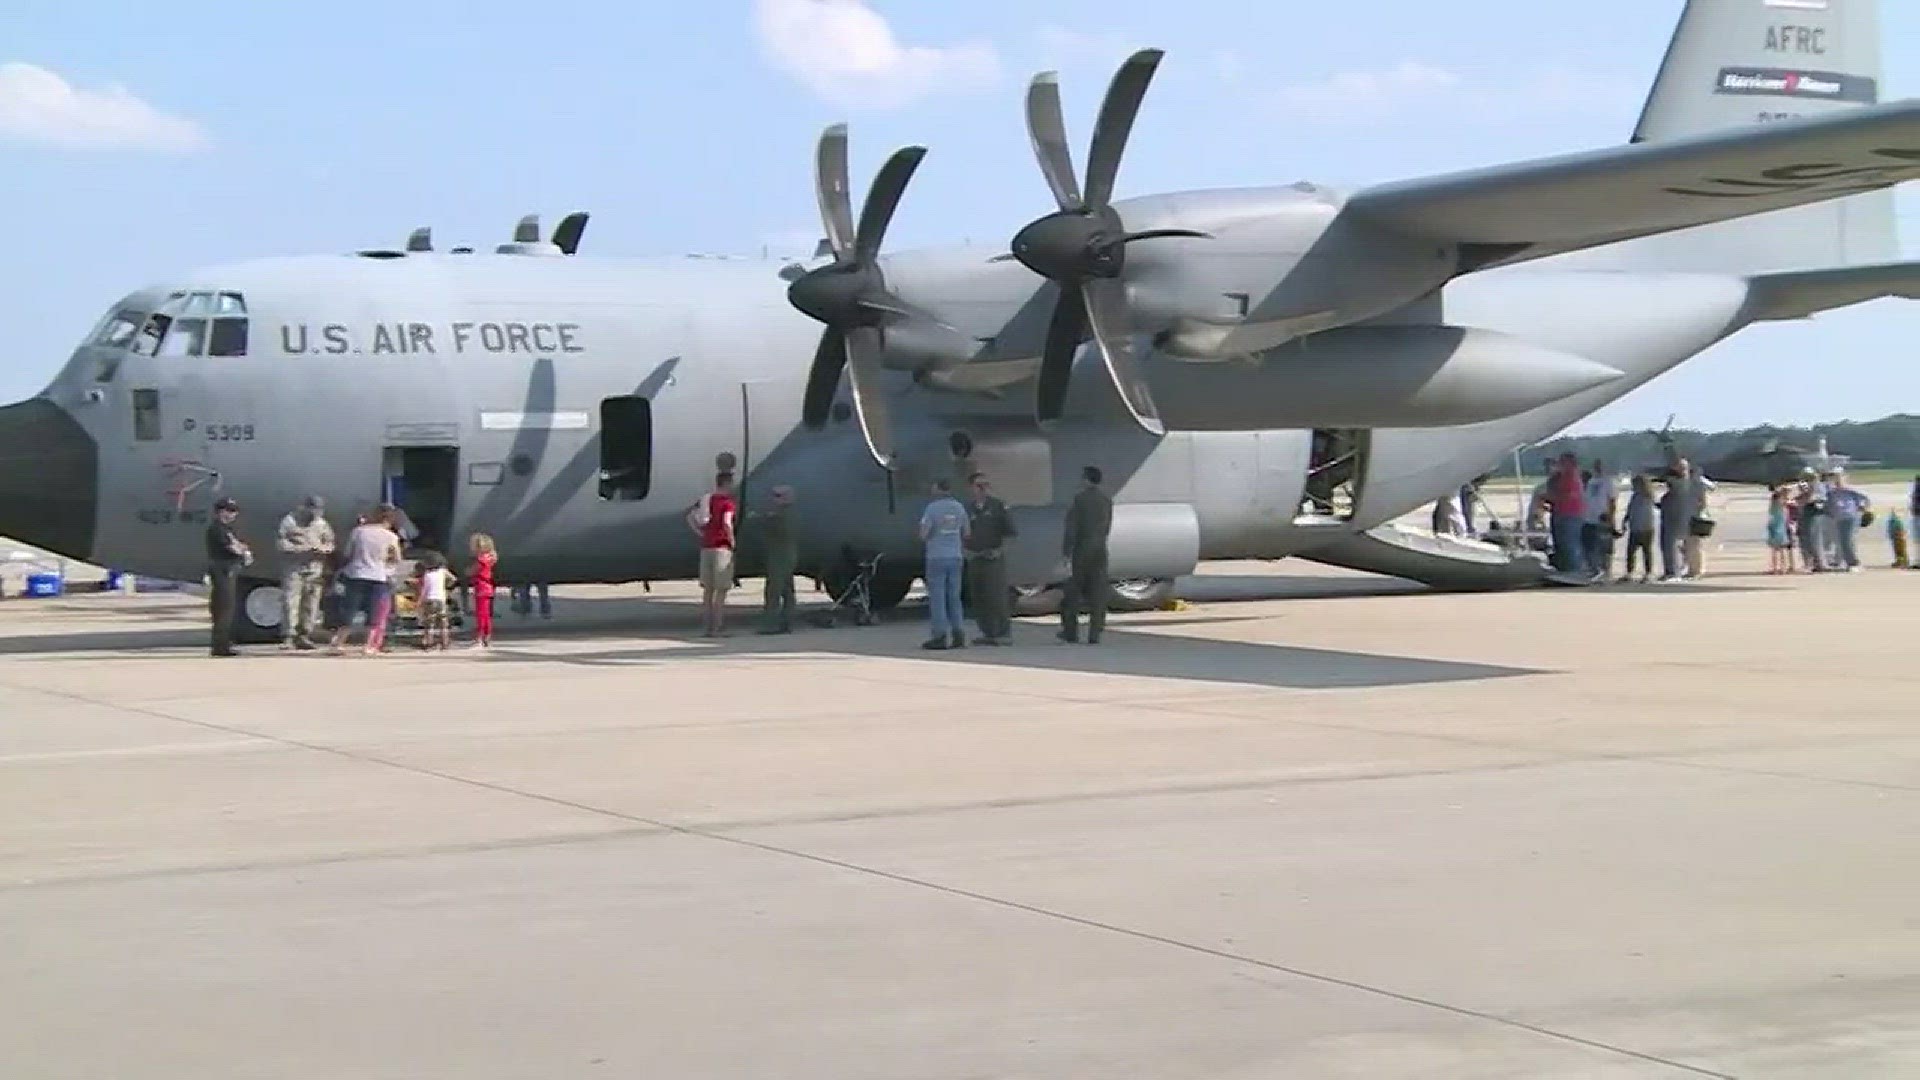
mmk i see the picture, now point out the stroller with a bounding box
[808,546,884,628]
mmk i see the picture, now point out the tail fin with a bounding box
[1575,0,1899,273]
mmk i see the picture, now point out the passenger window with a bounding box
[598,396,653,501]
[159,318,207,357]
[132,389,162,441]
[208,318,248,357]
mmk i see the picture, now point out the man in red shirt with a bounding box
[1544,453,1587,574]
[691,470,738,637]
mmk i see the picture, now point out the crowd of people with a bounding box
[201,458,1121,657]
[1429,455,1912,583]
[204,494,524,657]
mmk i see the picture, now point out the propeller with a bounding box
[1006,48,1206,434]
[786,124,927,469]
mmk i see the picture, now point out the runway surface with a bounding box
[2,516,1917,1077]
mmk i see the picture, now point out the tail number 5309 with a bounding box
[207,423,256,442]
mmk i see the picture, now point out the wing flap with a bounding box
[1744,259,1920,322]
[1346,101,1920,267]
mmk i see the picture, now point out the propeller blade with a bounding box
[552,212,589,255]
[1083,276,1164,434]
[1035,285,1089,424]
[844,325,895,467]
[815,124,857,261]
[1024,73,1082,211]
[801,326,848,429]
[853,145,927,266]
[1084,49,1164,208]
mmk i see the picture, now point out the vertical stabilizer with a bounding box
[1570,0,1898,273]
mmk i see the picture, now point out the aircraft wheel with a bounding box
[1108,577,1176,612]
[1012,584,1063,617]
[869,571,915,612]
[235,577,285,645]
[1012,577,1174,616]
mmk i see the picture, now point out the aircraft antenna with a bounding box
[552,212,589,255]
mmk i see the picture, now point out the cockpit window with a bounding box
[134,290,249,357]
[131,314,171,356]
[159,318,206,357]
[89,308,147,349]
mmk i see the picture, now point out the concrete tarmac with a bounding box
[1,541,1916,1076]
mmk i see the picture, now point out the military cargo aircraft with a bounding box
[2,0,1918,642]
[1639,415,1884,487]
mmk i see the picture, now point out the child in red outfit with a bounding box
[468,532,498,648]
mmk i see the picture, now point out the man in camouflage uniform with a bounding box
[275,494,334,649]
[752,485,800,634]
[1059,465,1114,645]
[964,472,1018,645]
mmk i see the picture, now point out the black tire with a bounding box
[1012,584,1063,617]
[869,571,915,612]
[1108,577,1177,612]
[1012,577,1174,617]
[234,577,284,645]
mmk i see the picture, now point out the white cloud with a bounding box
[753,0,999,108]
[1263,61,1596,120]
[0,62,205,151]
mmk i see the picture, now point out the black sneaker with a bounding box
[921,638,949,651]
[1056,630,1078,644]
[949,632,966,649]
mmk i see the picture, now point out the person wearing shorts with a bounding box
[328,508,402,655]
[690,470,737,637]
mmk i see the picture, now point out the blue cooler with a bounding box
[24,573,63,597]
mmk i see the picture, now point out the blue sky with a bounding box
[5,0,1917,433]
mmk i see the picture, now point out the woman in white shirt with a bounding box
[327,508,402,655]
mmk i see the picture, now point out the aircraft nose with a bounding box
[0,397,98,561]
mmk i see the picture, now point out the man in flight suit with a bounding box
[964,472,1018,645]
[204,497,251,657]
[275,494,334,650]
[1059,465,1113,645]
[752,485,800,634]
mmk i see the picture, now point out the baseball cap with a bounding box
[214,497,239,511]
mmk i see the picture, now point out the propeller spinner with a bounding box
[787,124,927,469]
[1008,48,1205,434]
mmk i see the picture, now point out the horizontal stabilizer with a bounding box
[1744,259,1920,321]
[1346,100,1920,270]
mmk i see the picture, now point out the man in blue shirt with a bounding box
[1827,471,1871,572]
[918,479,970,650]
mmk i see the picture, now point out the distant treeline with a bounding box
[1513,414,1920,476]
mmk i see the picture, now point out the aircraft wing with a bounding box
[1744,259,1920,321]
[1345,100,1920,271]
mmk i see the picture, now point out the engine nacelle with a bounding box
[1149,325,1624,430]
[879,320,981,375]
